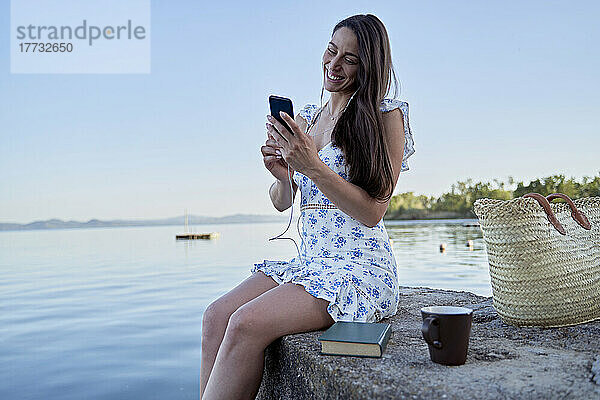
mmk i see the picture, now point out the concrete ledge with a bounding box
[256,287,600,400]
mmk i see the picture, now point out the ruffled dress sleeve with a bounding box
[298,103,319,126]
[380,98,415,172]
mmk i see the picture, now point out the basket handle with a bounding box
[546,193,591,230]
[523,193,566,235]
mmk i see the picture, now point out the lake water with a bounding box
[0,219,490,399]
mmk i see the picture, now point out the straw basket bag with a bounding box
[473,193,600,327]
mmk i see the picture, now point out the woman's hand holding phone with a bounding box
[266,112,321,179]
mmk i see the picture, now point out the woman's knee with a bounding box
[202,299,232,344]
[224,304,272,347]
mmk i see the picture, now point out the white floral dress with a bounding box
[252,98,415,323]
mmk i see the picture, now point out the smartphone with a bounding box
[269,95,294,135]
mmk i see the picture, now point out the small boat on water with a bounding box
[462,222,480,228]
[175,210,219,240]
[176,232,220,240]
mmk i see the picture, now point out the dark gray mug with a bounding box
[421,306,473,366]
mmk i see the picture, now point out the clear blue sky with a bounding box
[1,0,599,223]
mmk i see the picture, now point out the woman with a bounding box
[201,14,415,399]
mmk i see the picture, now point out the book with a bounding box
[317,321,392,358]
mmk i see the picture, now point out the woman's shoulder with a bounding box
[380,98,415,173]
[380,98,409,113]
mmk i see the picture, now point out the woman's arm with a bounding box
[303,109,406,227]
[269,179,298,212]
[268,113,307,212]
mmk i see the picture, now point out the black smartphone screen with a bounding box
[269,95,294,135]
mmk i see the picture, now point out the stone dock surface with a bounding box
[256,287,600,400]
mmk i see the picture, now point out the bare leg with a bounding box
[200,271,278,397]
[202,282,335,400]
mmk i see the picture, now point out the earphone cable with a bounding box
[268,163,304,264]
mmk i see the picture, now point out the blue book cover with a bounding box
[317,321,392,358]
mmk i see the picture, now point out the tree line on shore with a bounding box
[384,173,600,220]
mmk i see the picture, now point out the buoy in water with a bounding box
[440,243,447,252]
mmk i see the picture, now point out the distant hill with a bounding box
[0,214,289,232]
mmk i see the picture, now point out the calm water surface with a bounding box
[0,220,489,399]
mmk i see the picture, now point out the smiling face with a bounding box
[322,26,360,94]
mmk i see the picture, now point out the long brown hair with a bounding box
[322,14,400,202]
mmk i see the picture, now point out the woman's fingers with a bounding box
[266,121,288,149]
[261,145,282,156]
[261,145,274,155]
[264,155,281,161]
[266,138,281,148]
[262,122,283,160]
[266,115,292,143]
[275,112,315,153]
[278,111,302,136]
